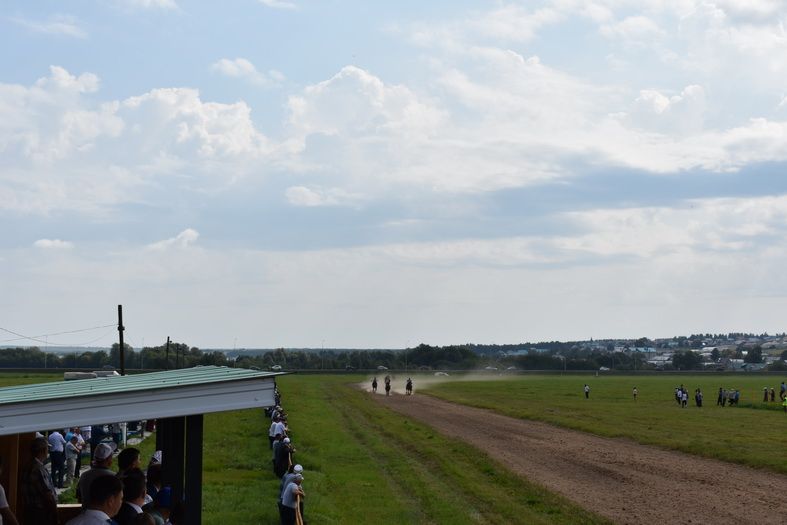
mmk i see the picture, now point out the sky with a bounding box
[3,0,787,349]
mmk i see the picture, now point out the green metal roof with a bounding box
[0,366,283,405]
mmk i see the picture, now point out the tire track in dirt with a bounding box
[371,391,787,525]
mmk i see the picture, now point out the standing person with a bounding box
[770,387,776,402]
[274,438,293,478]
[583,384,590,399]
[782,396,787,413]
[77,442,117,507]
[48,429,67,488]
[721,388,727,407]
[372,377,377,394]
[695,389,703,407]
[65,474,124,525]
[20,437,58,525]
[781,382,786,400]
[114,469,146,525]
[65,435,81,486]
[280,474,305,525]
[632,386,638,400]
[384,376,391,396]
[681,389,688,408]
[117,447,141,475]
[717,387,723,406]
[0,456,20,525]
[74,427,86,480]
[406,378,413,395]
[763,387,769,402]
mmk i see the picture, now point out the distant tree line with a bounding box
[2,339,784,372]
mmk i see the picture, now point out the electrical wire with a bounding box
[0,324,117,347]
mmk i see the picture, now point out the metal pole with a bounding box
[118,305,125,375]
[166,336,171,370]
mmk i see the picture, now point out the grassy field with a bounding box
[204,374,608,524]
[420,373,787,474]
[0,372,607,524]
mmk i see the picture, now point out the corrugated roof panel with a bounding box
[0,366,283,405]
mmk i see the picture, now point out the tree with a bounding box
[672,350,702,370]
[744,346,763,364]
[710,348,720,362]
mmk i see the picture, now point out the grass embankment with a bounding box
[422,374,787,473]
[204,374,608,524]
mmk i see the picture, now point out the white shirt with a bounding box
[48,431,66,452]
[65,508,112,525]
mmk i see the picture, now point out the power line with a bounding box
[0,323,116,346]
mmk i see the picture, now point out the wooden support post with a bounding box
[184,414,203,525]
[159,416,185,503]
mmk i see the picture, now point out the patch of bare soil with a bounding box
[371,390,787,525]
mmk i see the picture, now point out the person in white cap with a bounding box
[76,442,116,507]
[274,437,292,478]
[278,464,303,514]
[280,473,304,525]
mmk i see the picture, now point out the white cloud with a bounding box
[10,15,87,39]
[146,229,200,250]
[284,186,361,207]
[0,66,273,215]
[599,15,665,42]
[118,0,178,9]
[33,239,74,250]
[210,58,284,87]
[258,0,297,10]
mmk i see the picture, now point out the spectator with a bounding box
[274,437,293,478]
[48,429,67,488]
[77,442,117,507]
[0,456,19,525]
[770,387,776,402]
[279,464,303,513]
[118,447,141,475]
[115,469,147,525]
[142,486,172,525]
[280,474,305,525]
[632,386,638,400]
[19,437,58,525]
[145,463,162,503]
[584,384,590,399]
[66,474,123,525]
[74,428,86,480]
[65,435,80,486]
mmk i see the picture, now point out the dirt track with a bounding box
[372,390,787,525]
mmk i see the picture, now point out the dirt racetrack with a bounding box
[373,390,787,525]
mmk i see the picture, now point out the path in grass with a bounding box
[374,389,787,525]
[264,375,607,525]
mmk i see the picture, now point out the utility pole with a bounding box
[118,305,125,375]
[165,336,171,370]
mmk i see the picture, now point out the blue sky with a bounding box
[3,0,787,349]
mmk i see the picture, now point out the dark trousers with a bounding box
[280,505,296,525]
[50,450,65,488]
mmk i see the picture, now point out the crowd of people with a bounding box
[267,386,307,525]
[0,423,183,525]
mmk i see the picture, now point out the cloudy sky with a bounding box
[3,0,787,349]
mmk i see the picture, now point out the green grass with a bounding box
[274,374,608,525]
[420,373,787,473]
[0,372,608,523]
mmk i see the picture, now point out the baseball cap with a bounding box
[293,464,303,473]
[283,437,290,444]
[94,442,117,461]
